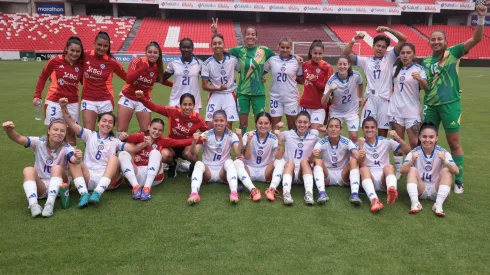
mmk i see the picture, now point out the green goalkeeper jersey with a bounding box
[229,45,275,96]
[422,43,466,106]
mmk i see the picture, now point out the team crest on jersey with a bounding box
[332,156,338,162]
[188,122,193,127]
[152,144,158,149]
[75,67,79,72]
[216,148,223,154]
[344,89,349,94]
[400,76,405,81]
[298,143,304,148]
[150,72,154,77]
[183,70,189,75]
[207,113,213,119]
[100,64,105,69]
[135,155,141,162]
[375,64,380,70]
[281,67,286,72]
[59,65,64,69]
[257,150,264,156]
[255,52,262,58]
[221,70,226,75]
[425,165,432,172]
[45,158,53,165]
[316,68,321,73]
[373,153,379,159]
[97,144,105,151]
[271,109,276,114]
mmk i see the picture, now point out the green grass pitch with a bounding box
[0,61,489,274]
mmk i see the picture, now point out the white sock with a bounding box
[313,166,325,192]
[234,159,256,191]
[407,183,419,204]
[386,174,397,189]
[74,177,88,195]
[224,159,238,192]
[282,174,293,193]
[303,174,314,194]
[350,169,360,194]
[46,176,63,204]
[190,161,205,193]
[119,151,139,188]
[361,178,377,202]
[394,156,403,172]
[435,185,451,210]
[144,150,162,188]
[95,177,111,194]
[269,159,286,189]
[23,180,38,206]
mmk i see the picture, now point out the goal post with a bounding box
[292,42,361,58]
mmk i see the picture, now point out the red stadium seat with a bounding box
[328,0,397,7]
[0,13,135,51]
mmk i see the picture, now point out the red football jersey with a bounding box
[121,57,158,101]
[139,97,208,139]
[126,132,194,166]
[81,50,126,102]
[34,55,83,104]
[300,60,333,109]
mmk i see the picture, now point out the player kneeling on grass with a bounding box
[279,111,320,206]
[3,119,82,217]
[312,118,361,204]
[400,122,458,217]
[357,117,410,213]
[188,110,243,204]
[234,112,286,202]
[118,119,198,201]
[60,98,146,208]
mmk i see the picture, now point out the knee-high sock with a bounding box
[282,174,293,193]
[386,174,397,189]
[94,177,111,194]
[46,176,63,204]
[269,159,286,189]
[224,159,238,192]
[74,177,88,195]
[361,178,377,202]
[407,183,419,204]
[394,156,403,172]
[144,150,162,188]
[453,154,464,182]
[303,174,314,195]
[191,161,205,193]
[23,180,38,206]
[435,185,451,210]
[119,151,139,188]
[313,166,325,192]
[350,169,360,194]
[234,159,256,191]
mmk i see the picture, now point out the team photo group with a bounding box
[4,5,487,219]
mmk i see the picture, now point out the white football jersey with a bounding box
[265,55,303,102]
[325,71,363,116]
[201,54,239,94]
[388,63,427,119]
[314,136,357,170]
[26,137,74,179]
[280,129,319,165]
[356,49,398,100]
[202,129,239,167]
[78,128,125,171]
[242,131,278,168]
[362,136,401,169]
[166,57,202,109]
[404,145,453,184]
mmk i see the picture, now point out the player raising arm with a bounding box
[187,110,243,204]
[421,4,487,194]
[343,26,407,137]
[3,120,82,217]
[401,122,459,217]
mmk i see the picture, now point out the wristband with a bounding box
[478,16,485,26]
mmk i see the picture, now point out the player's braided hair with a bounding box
[147,41,164,83]
[95,31,113,58]
[393,43,416,78]
[64,36,84,61]
[308,40,324,61]
[179,38,200,65]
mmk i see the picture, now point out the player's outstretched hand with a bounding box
[476,4,487,16]
[74,149,83,162]
[412,152,419,161]
[436,151,446,162]
[211,17,218,33]
[135,90,144,99]
[59,97,69,108]
[355,32,365,40]
[235,128,242,137]
[119,132,128,141]
[2,121,15,132]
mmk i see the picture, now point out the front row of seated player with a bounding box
[4,97,458,218]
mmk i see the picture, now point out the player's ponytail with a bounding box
[308,40,324,61]
[64,36,84,61]
[417,121,438,146]
[147,41,164,83]
[393,43,416,78]
[95,31,113,58]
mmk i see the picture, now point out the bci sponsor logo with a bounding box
[235,4,252,9]
[288,5,300,11]
[269,5,286,10]
[304,6,321,11]
[356,7,367,12]
[254,4,265,10]
[199,3,216,8]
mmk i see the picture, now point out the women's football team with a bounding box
[4,5,487,218]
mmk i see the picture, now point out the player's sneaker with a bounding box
[42,203,54,217]
[409,202,423,214]
[178,160,191,173]
[29,204,42,217]
[78,193,90,208]
[141,187,151,201]
[432,203,445,217]
[230,191,239,203]
[370,198,384,213]
[162,163,169,171]
[89,191,101,204]
[265,188,280,201]
[349,192,362,205]
[187,192,200,204]
[250,188,261,202]
[387,187,398,206]
[396,171,401,180]
[132,185,142,200]
[317,191,329,204]
[454,180,464,194]
[304,191,314,205]
[283,191,294,205]
[167,161,178,178]
[187,162,195,178]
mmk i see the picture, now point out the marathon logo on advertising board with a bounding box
[114,55,133,62]
[36,3,65,15]
[471,15,490,26]
[269,5,286,11]
[35,52,60,60]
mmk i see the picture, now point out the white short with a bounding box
[45,100,79,125]
[330,112,359,132]
[390,116,421,129]
[169,99,200,112]
[205,93,238,122]
[208,165,223,183]
[38,178,50,199]
[300,107,326,125]
[135,165,164,187]
[118,95,151,113]
[87,168,105,191]
[370,168,386,192]
[361,96,390,129]
[247,165,267,182]
[326,169,346,186]
[270,98,299,117]
[81,99,113,114]
[420,181,437,201]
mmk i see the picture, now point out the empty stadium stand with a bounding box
[0,13,134,51]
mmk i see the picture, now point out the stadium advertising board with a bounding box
[399,3,440,13]
[109,0,159,4]
[471,15,490,26]
[437,1,475,10]
[158,1,401,15]
[36,3,65,14]
[113,54,179,62]
[35,52,60,60]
